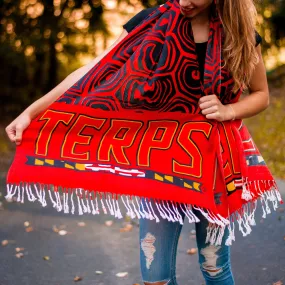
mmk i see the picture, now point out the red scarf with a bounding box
[6,0,282,246]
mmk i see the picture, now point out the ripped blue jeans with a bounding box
[139,199,234,285]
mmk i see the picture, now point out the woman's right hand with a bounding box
[5,112,32,146]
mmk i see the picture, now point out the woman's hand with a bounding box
[5,112,32,146]
[198,94,235,122]
[199,46,269,122]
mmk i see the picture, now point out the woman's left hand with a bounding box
[198,94,235,122]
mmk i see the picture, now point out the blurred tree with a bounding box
[258,0,285,43]
[270,0,285,44]
[0,0,284,120]
[0,0,107,117]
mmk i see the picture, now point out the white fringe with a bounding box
[173,202,183,225]
[89,192,96,215]
[5,180,282,247]
[148,200,160,223]
[100,194,108,215]
[136,197,146,219]
[225,220,235,246]
[71,189,75,214]
[27,184,36,202]
[241,176,253,201]
[41,185,47,207]
[79,189,88,214]
[145,198,154,220]
[126,196,136,219]
[105,193,114,216]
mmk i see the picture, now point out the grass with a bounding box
[245,95,285,179]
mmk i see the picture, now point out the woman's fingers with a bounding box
[199,94,229,121]
[198,94,219,105]
[5,113,31,145]
[201,104,232,122]
[199,101,211,109]
[201,105,218,115]
[5,123,24,145]
[205,111,224,122]
[15,124,23,145]
[199,95,221,110]
[5,125,16,143]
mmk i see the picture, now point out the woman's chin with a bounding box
[180,8,197,17]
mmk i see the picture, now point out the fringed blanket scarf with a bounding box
[6,0,283,246]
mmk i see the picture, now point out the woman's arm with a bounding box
[6,29,129,145]
[199,44,270,121]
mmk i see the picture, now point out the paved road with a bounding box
[0,176,284,285]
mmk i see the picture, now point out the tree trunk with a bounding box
[45,34,58,93]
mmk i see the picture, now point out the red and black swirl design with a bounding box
[56,0,242,113]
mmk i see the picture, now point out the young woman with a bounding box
[122,1,268,285]
[6,0,269,285]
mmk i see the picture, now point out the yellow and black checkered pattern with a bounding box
[146,171,202,192]
[27,156,203,192]
[27,156,86,171]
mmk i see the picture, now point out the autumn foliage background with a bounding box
[0,0,284,178]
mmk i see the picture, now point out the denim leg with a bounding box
[194,208,235,285]
[139,199,185,285]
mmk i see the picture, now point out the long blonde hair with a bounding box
[216,0,260,92]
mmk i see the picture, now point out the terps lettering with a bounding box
[35,109,215,178]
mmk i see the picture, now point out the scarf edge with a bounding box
[5,179,283,247]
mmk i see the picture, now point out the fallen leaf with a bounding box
[187,248,198,255]
[15,253,24,258]
[125,223,133,231]
[120,223,133,232]
[124,215,131,222]
[116,272,128,277]
[77,222,86,227]
[25,226,33,232]
[15,247,24,252]
[58,230,68,236]
[43,256,50,261]
[24,221,30,227]
[105,220,113,227]
[73,276,82,282]
[273,281,283,285]
[52,225,59,233]
[2,240,8,246]
[95,271,103,275]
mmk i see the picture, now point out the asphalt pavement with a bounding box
[0,176,284,285]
